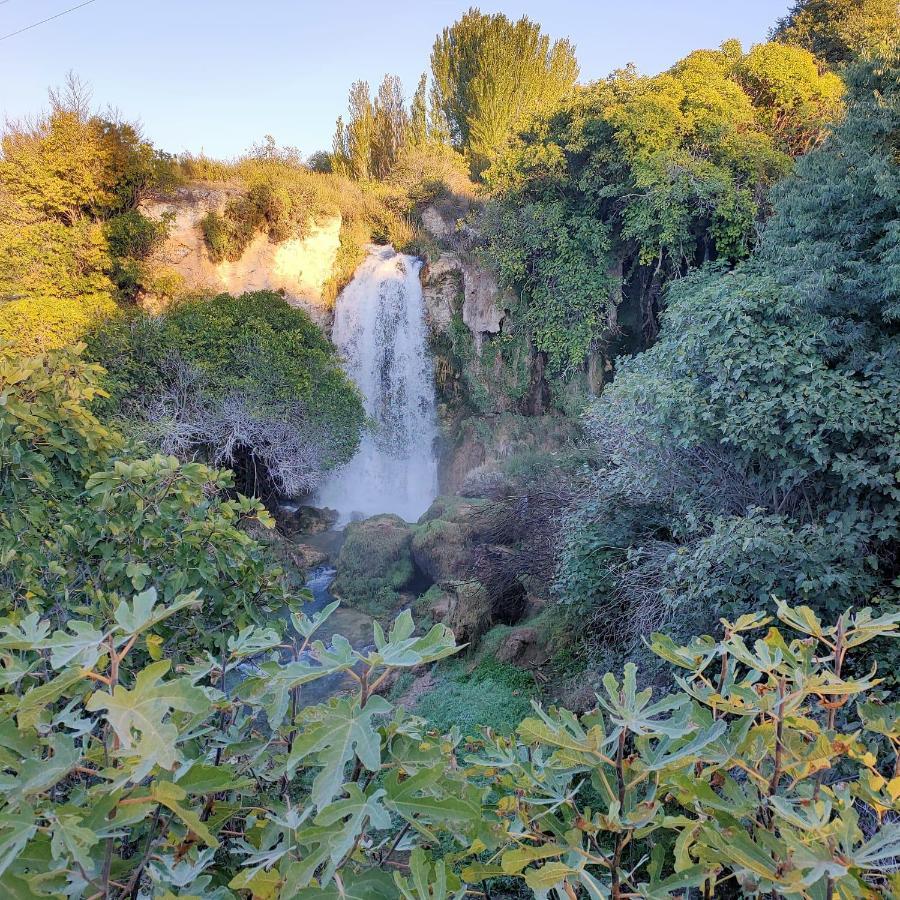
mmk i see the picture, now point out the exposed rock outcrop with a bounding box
[140,186,341,324]
[421,250,508,349]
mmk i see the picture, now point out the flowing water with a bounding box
[317,245,439,524]
[293,566,374,706]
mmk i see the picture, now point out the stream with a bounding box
[292,565,376,707]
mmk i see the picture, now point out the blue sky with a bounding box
[0,0,792,159]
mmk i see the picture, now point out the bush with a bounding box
[85,291,365,496]
[0,344,284,647]
[0,293,119,355]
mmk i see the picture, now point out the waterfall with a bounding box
[317,245,439,524]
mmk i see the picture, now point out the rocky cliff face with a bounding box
[419,205,508,348]
[140,186,341,325]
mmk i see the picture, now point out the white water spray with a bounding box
[318,245,439,524]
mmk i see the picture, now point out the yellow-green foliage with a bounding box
[0,81,167,353]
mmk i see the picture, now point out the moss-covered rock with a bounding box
[446,580,492,646]
[411,495,489,583]
[332,514,416,615]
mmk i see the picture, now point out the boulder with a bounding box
[496,627,550,669]
[289,544,329,572]
[274,503,337,535]
[332,514,416,612]
[446,581,493,646]
[411,496,489,584]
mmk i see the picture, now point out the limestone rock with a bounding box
[461,260,505,342]
[139,186,341,325]
[420,253,462,332]
[420,204,456,240]
[419,250,507,344]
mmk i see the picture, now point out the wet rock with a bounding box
[289,544,329,572]
[274,503,337,536]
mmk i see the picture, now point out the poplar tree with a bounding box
[409,73,428,146]
[430,8,578,174]
[371,74,408,178]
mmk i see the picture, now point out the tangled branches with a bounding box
[139,354,336,499]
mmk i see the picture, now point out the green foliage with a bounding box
[773,0,900,67]
[414,654,536,735]
[463,605,900,898]
[481,38,842,377]
[431,8,579,175]
[86,291,366,492]
[763,54,900,345]
[0,77,171,352]
[0,344,285,649]
[558,54,898,666]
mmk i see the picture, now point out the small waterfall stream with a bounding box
[317,245,439,524]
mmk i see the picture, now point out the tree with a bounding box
[0,77,168,352]
[762,54,900,352]
[430,8,579,174]
[345,80,375,180]
[409,72,429,146]
[372,74,409,178]
[482,39,841,379]
[557,54,899,663]
[773,0,900,67]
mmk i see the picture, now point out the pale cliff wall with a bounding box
[140,187,341,325]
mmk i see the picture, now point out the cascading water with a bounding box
[317,245,439,524]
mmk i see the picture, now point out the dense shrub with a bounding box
[86,291,365,496]
[0,344,284,648]
[481,38,843,380]
[0,78,172,352]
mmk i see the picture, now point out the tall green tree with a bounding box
[372,74,409,178]
[430,8,579,174]
[409,73,429,146]
[482,40,842,379]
